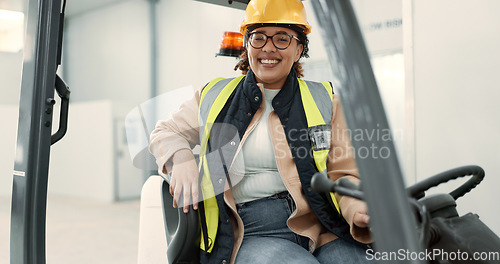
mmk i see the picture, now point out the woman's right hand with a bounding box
[170,149,199,213]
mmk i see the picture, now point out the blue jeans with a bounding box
[234,192,373,264]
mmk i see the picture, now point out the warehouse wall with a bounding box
[404,0,500,235]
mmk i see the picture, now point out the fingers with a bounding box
[192,182,199,210]
[182,181,200,213]
[363,215,370,226]
[172,182,181,209]
[169,176,175,196]
[169,156,200,213]
[183,184,191,213]
[353,212,370,228]
[172,180,199,213]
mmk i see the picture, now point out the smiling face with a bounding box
[247,26,303,89]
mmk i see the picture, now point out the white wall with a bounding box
[156,0,245,94]
[0,105,18,197]
[302,0,403,75]
[405,0,500,235]
[59,0,153,200]
[49,101,115,201]
[0,51,23,105]
[0,0,24,106]
[0,52,22,198]
[351,0,403,54]
[303,0,408,176]
[49,99,144,202]
[64,0,151,116]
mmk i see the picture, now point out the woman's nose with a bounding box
[261,38,277,52]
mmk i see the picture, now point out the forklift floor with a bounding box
[0,195,140,264]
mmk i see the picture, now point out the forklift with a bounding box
[10,0,500,263]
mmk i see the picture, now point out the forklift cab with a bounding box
[10,0,500,263]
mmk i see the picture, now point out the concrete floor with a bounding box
[1,195,140,264]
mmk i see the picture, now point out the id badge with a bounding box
[308,125,331,151]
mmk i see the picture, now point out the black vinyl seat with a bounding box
[161,180,200,264]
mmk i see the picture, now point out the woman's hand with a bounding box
[170,149,199,213]
[340,197,373,244]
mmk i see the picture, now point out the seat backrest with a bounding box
[138,175,200,264]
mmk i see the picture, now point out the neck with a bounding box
[264,80,286,90]
[248,69,295,90]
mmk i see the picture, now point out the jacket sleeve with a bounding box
[149,86,202,175]
[327,94,359,182]
[327,94,372,244]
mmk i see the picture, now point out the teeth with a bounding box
[261,59,279,64]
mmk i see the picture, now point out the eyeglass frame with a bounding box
[247,31,301,50]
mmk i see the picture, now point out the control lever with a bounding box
[311,171,364,200]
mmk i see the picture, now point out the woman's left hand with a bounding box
[341,197,373,244]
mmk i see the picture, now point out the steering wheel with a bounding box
[311,165,485,247]
[406,165,484,200]
[312,165,485,201]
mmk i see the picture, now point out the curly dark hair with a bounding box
[234,24,310,78]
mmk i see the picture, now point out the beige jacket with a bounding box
[149,83,371,263]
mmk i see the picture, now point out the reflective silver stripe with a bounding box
[199,77,235,127]
[304,80,333,125]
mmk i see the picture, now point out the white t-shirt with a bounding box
[231,88,287,204]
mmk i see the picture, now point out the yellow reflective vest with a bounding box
[197,75,340,252]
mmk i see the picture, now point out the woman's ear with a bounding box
[295,44,304,62]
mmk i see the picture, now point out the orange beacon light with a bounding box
[217,31,244,57]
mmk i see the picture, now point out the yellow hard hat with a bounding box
[240,0,312,35]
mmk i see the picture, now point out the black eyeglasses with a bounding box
[248,32,300,50]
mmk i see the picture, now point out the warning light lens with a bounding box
[217,31,244,57]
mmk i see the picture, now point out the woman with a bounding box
[149,0,373,263]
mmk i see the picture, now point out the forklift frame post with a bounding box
[310,0,425,262]
[10,0,63,263]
